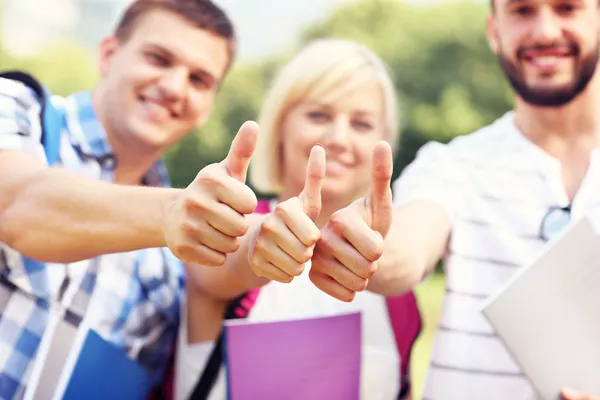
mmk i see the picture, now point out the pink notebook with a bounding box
[223,312,361,400]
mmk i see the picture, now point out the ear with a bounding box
[486,14,500,55]
[97,36,120,78]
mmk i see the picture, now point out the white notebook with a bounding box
[481,217,600,400]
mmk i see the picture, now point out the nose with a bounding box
[323,116,351,150]
[157,67,188,100]
[530,7,562,44]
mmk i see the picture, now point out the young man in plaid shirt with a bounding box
[0,0,260,397]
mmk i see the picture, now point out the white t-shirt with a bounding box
[175,261,400,400]
[392,111,600,400]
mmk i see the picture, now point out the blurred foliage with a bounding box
[167,0,515,187]
[1,0,515,190]
[1,41,97,95]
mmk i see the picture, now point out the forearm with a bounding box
[0,166,179,262]
[185,288,229,344]
[368,201,450,296]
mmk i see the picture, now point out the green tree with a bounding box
[2,40,96,96]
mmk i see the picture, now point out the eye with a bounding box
[514,5,535,16]
[190,74,209,89]
[352,119,374,132]
[555,2,576,15]
[146,52,169,67]
[306,110,331,122]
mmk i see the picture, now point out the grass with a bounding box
[409,272,445,399]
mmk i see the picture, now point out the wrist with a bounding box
[155,187,182,248]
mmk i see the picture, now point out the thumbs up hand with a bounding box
[309,141,394,302]
[165,121,259,266]
[248,144,326,283]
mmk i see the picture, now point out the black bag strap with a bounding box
[188,294,249,400]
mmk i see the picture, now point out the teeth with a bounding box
[533,56,559,66]
[143,99,169,120]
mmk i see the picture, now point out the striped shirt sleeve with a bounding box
[392,141,466,223]
[0,77,45,156]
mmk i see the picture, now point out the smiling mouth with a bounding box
[138,95,176,121]
[325,160,351,176]
[520,46,576,69]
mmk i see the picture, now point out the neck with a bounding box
[92,85,161,185]
[514,73,600,154]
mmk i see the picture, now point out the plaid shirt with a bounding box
[0,77,184,398]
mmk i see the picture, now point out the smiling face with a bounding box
[487,0,600,106]
[96,8,231,153]
[279,79,387,203]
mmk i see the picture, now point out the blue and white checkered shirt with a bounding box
[0,77,184,398]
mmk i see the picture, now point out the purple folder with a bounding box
[223,312,362,400]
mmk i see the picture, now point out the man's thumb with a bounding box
[365,141,393,236]
[221,121,259,182]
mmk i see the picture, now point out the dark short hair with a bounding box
[114,0,236,64]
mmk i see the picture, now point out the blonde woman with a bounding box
[176,39,422,400]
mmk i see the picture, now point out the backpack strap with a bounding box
[386,292,423,399]
[0,70,62,165]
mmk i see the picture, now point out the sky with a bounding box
[1,0,473,60]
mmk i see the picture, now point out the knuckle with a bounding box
[348,277,368,293]
[225,237,241,253]
[291,263,305,277]
[173,243,195,260]
[306,228,321,245]
[183,196,208,214]
[274,202,292,218]
[363,239,383,262]
[196,167,221,184]
[261,216,279,235]
[250,257,268,277]
[242,190,258,214]
[298,247,314,263]
[233,217,249,237]
[254,236,270,254]
[365,261,378,278]
[340,291,356,303]
[366,240,384,262]
[328,211,347,233]
[200,248,226,267]
[181,221,198,237]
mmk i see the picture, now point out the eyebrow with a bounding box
[503,0,529,7]
[306,103,378,117]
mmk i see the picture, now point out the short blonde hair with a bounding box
[250,38,400,194]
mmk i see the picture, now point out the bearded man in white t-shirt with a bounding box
[306,0,600,399]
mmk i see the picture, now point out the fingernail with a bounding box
[315,143,323,148]
[562,387,578,398]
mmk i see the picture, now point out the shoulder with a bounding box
[413,112,518,167]
[0,76,42,111]
[0,77,45,139]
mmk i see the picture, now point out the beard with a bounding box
[497,41,599,107]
